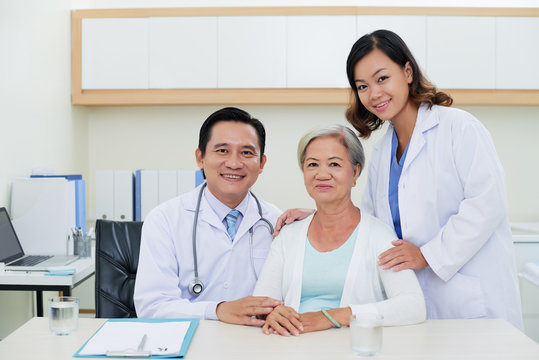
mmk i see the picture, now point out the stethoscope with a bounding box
[189,183,274,297]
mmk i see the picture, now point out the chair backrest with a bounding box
[95,219,143,318]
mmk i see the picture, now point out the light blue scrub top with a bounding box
[389,130,409,239]
[298,225,359,313]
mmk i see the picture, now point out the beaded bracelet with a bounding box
[321,309,342,328]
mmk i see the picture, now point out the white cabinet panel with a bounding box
[218,16,286,88]
[427,17,495,89]
[287,16,356,88]
[149,17,217,89]
[496,17,539,90]
[82,18,149,90]
[356,16,427,73]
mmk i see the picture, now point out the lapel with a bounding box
[234,192,261,242]
[376,126,394,225]
[402,103,439,175]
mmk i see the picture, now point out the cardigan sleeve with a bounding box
[252,234,286,301]
[349,219,426,326]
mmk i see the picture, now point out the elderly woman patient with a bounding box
[254,125,425,336]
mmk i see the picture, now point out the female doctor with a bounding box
[276,29,523,329]
[346,29,522,329]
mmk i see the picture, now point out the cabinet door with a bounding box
[496,17,539,90]
[82,18,149,89]
[287,16,356,88]
[356,16,427,72]
[427,16,495,89]
[149,17,217,89]
[218,16,286,88]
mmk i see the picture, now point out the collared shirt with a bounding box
[204,187,248,239]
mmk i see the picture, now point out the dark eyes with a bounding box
[356,75,389,91]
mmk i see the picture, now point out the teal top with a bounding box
[298,225,359,313]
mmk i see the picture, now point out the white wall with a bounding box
[0,0,89,339]
[86,105,539,223]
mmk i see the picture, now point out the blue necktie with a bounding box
[226,209,240,240]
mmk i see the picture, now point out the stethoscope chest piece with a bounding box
[189,278,204,297]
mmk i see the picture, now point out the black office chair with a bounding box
[95,219,143,318]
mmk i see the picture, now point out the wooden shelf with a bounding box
[71,88,539,107]
[72,7,539,107]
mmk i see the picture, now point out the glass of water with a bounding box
[48,296,79,335]
[350,313,383,357]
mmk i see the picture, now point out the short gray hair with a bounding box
[297,124,365,174]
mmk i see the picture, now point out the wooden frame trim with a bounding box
[71,7,539,107]
[72,89,539,107]
[72,7,539,18]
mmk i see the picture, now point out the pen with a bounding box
[138,334,147,352]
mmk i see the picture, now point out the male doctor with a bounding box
[134,107,283,326]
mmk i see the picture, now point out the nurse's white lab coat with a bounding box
[134,185,281,320]
[362,103,523,330]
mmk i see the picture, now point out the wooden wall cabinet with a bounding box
[72,7,539,106]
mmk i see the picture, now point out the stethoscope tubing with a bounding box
[190,183,273,296]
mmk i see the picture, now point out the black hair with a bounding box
[198,107,266,160]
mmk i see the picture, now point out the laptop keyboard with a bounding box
[10,255,53,266]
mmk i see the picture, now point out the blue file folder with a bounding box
[73,318,199,358]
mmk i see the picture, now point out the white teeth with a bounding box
[223,174,241,179]
[375,101,389,108]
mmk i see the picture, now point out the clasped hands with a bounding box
[216,297,335,336]
[262,305,340,336]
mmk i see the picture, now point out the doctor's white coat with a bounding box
[362,103,523,330]
[134,185,281,320]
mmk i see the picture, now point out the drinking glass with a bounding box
[48,296,79,335]
[350,313,383,357]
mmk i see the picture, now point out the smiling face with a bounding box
[303,136,360,208]
[353,48,415,124]
[195,121,266,208]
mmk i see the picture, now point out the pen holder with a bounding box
[74,234,91,258]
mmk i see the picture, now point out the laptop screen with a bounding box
[0,207,25,263]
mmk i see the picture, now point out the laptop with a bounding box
[0,207,78,271]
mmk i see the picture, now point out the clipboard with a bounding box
[74,318,199,358]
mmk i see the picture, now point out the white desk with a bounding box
[1,317,537,359]
[0,257,95,316]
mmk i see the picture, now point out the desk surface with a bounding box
[1,317,538,359]
[0,257,94,287]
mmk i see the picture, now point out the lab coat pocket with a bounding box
[252,249,270,273]
[448,272,488,319]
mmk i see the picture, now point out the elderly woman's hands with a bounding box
[262,305,303,336]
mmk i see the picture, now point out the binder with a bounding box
[96,170,134,221]
[177,170,196,196]
[10,177,76,255]
[158,170,178,204]
[74,318,199,358]
[113,170,134,221]
[30,174,86,233]
[135,170,159,221]
[95,170,114,221]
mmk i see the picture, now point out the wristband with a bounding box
[321,309,342,328]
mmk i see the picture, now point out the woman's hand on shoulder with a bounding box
[262,305,303,336]
[378,239,428,271]
[273,208,315,237]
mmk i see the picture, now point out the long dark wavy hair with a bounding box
[345,29,453,138]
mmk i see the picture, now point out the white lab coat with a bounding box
[134,185,281,320]
[253,213,426,326]
[362,103,523,330]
